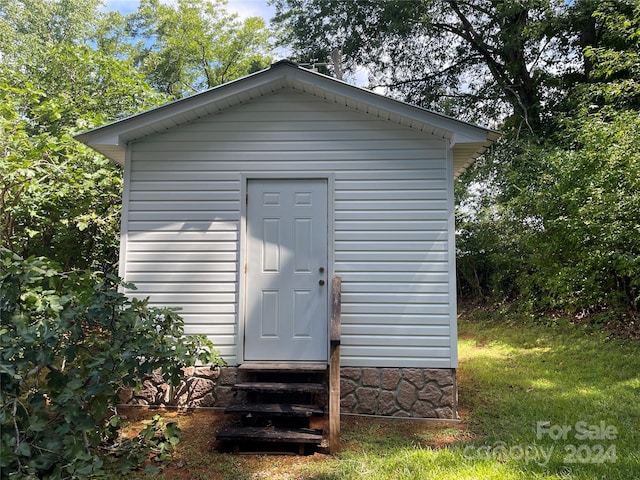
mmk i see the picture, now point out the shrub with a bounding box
[0,248,223,478]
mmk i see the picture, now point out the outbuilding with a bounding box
[76,60,498,419]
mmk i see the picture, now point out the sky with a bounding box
[225,0,276,21]
[102,0,276,23]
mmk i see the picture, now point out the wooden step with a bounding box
[217,426,323,444]
[239,362,327,372]
[225,403,324,417]
[233,382,326,394]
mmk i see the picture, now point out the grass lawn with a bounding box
[123,307,640,479]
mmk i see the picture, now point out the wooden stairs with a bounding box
[216,363,328,454]
[216,276,342,455]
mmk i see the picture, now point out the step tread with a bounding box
[225,403,325,417]
[233,382,326,393]
[217,426,323,444]
[239,362,327,372]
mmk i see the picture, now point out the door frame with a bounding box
[237,173,335,365]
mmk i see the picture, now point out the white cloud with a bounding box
[225,0,275,23]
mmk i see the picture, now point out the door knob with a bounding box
[319,279,325,286]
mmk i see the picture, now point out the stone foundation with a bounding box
[120,366,456,419]
[339,367,456,419]
[119,366,237,408]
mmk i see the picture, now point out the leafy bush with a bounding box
[0,79,127,273]
[0,249,223,478]
[456,4,640,322]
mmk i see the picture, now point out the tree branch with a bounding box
[369,54,484,89]
[198,42,213,88]
[443,1,511,88]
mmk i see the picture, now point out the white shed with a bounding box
[76,60,498,419]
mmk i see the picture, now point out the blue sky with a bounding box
[102,0,276,23]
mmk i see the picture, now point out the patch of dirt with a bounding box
[117,407,474,479]
[118,408,331,479]
[602,316,640,340]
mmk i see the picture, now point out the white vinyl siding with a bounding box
[122,90,454,367]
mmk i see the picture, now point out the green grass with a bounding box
[127,308,640,479]
[304,309,640,480]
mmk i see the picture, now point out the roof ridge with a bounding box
[270,59,299,69]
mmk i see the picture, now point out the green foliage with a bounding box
[0,0,166,271]
[275,0,640,323]
[458,114,640,315]
[0,79,125,271]
[123,0,272,98]
[524,111,640,311]
[583,1,640,110]
[105,414,182,475]
[453,2,640,322]
[0,249,223,478]
[0,1,166,130]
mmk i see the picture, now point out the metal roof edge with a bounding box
[74,63,278,143]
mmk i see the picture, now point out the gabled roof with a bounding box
[75,60,499,178]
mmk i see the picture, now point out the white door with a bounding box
[245,179,328,362]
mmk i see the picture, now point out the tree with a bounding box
[0,81,126,271]
[123,0,272,98]
[274,0,640,321]
[273,0,601,133]
[0,0,166,271]
[457,1,640,315]
[513,2,640,312]
[1,0,274,270]
[0,0,165,127]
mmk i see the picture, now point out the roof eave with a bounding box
[452,131,501,179]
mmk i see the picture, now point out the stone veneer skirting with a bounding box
[339,367,456,419]
[119,366,457,419]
